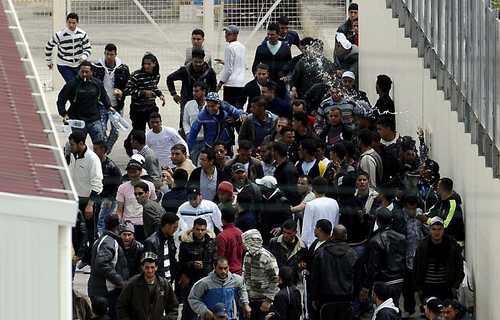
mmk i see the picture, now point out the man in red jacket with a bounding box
[216,207,244,274]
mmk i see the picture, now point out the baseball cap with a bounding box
[206,92,221,103]
[336,32,352,50]
[255,176,278,189]
[141,252,158,264]
[218,181,234,195]
[187,187,201,198]
[223,24,239,34]
[126,160,143,170]
[342,71,356,80]
[131,154,146,165]
[430,216,444,226]
[212,303,227,317]
[119,220,135,234]
[425,297,444,313]
[232,163,246,173]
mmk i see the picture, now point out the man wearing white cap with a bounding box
[217,25,246,108]
[334,32,359,80]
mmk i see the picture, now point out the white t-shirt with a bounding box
[146,126,188,168]
[220,41,246,88]
[301,197,339,247]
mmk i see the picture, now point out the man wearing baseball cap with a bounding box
[334,32,358,80]
[176,186,223,234]
[415,216,464,302]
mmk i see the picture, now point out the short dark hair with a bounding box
[298,175,311,184]
[215,256,229,266]
[251,96,267,109]
[238,140,253,151]
[173,169,188,187]
[93,140,108,152]
[69,131,86,144]
[105,214,120,231]
[256,63,269,71]
[193,217,207,227]
[300,139,317,156]
[160,213,180,228]
[292,99,305,107]
[278,266,295,286]
[278,16,289,25]
[267,22,280,33]
[200,148,216,162]
[221,206,236,223]
[66,12,79,22]
[79,60,92,69]
[312,177,328,194]
[130,129,146,145]
[281,219,297,231]
[331,142,347,160]
[272,142,288,158]
[358,128,374,147]
[192,48,206,59]
[315,219,332,235]
[263,81,277,92]
[193,81,208,91]
[376,74,392,93]
[192,28,205,37]
[373,282,391,301]
[348,3,358,11]
[439,177,454,192]
[171,143,187,154]
[104,43,117,53]
[149,112,162,121]
[293,112,308,127]
[344,141,356,159]
[133,181,149,193]
[375,207,393,227]
[213,141,227,150]
[377,116,396,132]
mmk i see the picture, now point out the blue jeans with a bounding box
[57,65,79,83]
[100,107,120,153]
[84,119,106,144]
[96,198,117,236]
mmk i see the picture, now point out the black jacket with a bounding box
[260,189,291,244]
[92,60,130,111]
[72,210,88,259]
[178,231,217,284]
[295,159,321,179]
[144,231,178,282]
[268,235,307,279]
[238,112,278,148]
[88,231,129,297]
[242,78,287,106]
[100,157,122,199]
[311,240,358,301]
[274,160,300,205]
[57,76,110,122]
[166,62,217,104]
[161,186,188,215]
[428,192,465,242]
[291,55,335,99]
[123,240,144,277]
[223,156,264,182]
[143,199,166,239]
[269,285,302,320]
[117,273,179,320]
[187,167,225,201]
[375,307,400,320]
[363,227,407,288]
[414,234,464,290]
[252,42,292,81]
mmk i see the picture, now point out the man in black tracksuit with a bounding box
[252,23,292,82]
[166,48,217,130]
[124,52,165,131]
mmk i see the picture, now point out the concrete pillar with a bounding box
[51,0,68,90]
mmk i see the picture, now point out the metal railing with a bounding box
[388,0,500,177]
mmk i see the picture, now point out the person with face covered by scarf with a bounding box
[241,229,279,320]
[124,52,165,131]
[417,159,441,212]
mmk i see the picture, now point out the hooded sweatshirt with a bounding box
[124,53,162,111]
[371,298,399,320]
[241,229,279,301]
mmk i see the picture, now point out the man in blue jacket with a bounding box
[188,92,246,151]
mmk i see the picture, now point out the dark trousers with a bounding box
[130,106,159,131]
[77,197,97,264]
[249,299,268,320]
[133,225,145,243]
[90,288,121,320]
[223,86,245,109]
[57,65,79,83]
[422,283,453,301]
[403,270,417,314]
[385,282,403,308]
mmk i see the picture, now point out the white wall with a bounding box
[358,0,500,318]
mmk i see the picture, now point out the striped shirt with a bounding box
[45,27,91,67]
[124,70,162,111]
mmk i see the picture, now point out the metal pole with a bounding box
[203,0,215,57]
[51,0,67,91]
[244,0,283,46]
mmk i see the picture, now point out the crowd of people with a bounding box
[48,3,470,320]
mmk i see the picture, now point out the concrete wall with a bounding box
[358,0,500,318]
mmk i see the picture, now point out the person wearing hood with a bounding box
[188,256,251,320]
[418,159,441,211]
[254,176,291,244]
[167,48,217,129]
[88,214,129,320]
[92,43,130,152]
[124,52,165,131]
[241,229,280,320]
[371,282,400,320]
[178,218,217,320]
[311,225,357,316]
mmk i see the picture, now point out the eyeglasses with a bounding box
[134,192,145,196]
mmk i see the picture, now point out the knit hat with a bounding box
[231,162,246,173]
[218,181,234,195]
[119,221,135,234]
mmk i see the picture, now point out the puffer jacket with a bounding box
[117,273,178,320]
[311,240,358,301]
[178,229,217,284]
[187,101,245,149]
[363,227,407,289]
[144,231,178,282]
[241,229,280,301]
[88,231,129,297]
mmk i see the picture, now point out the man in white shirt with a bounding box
[177,187,223,235]
[301,177,339,247]
[358,128,383,187]
[216,25,246,108]
[183,82,207,165]
[146,112,188,169]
